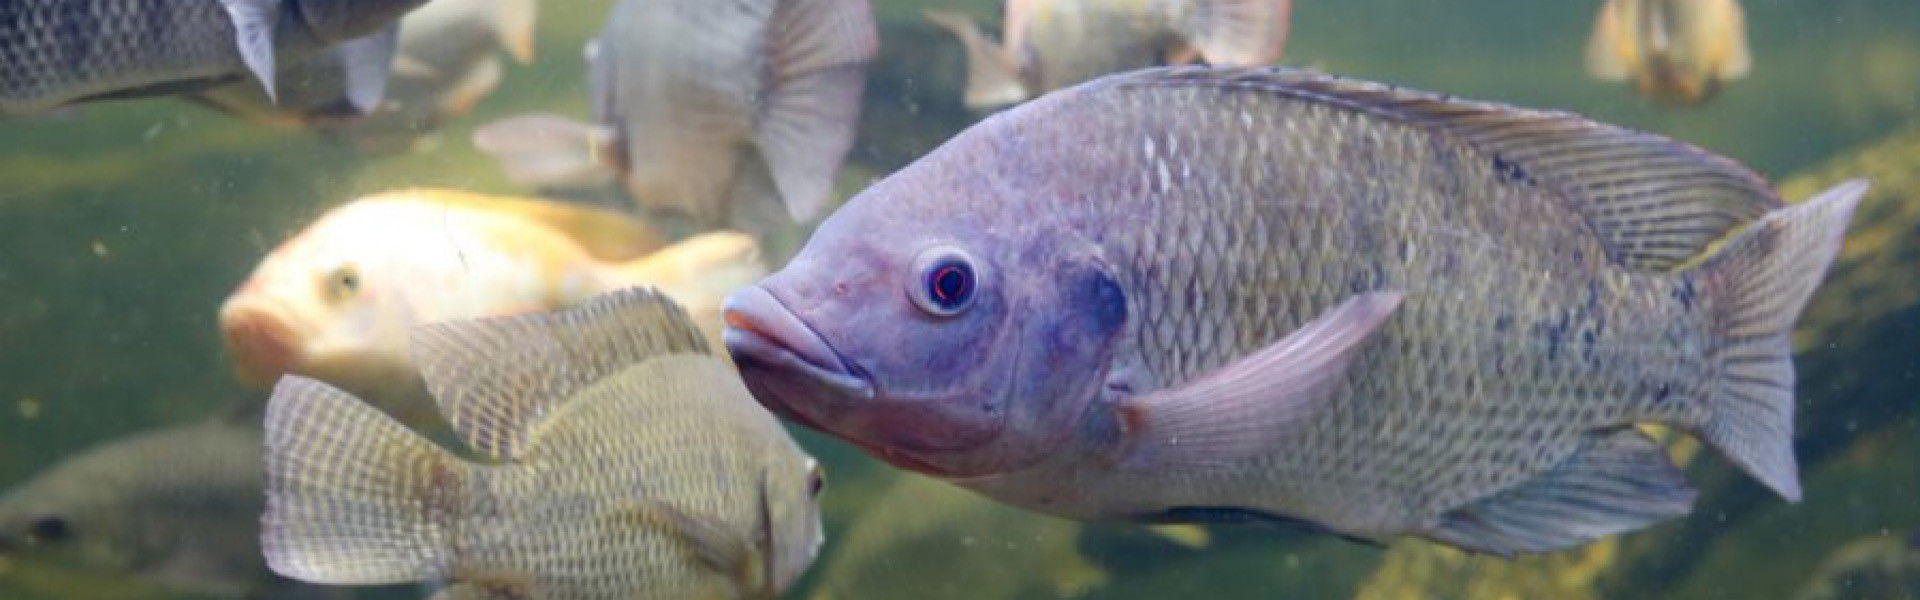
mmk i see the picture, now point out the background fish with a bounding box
[262,288,826,599]
[925,0,1291,108]
[1586,0,1753,105]
[0,0,428,115]
[724,66,1866,556]
[0,415,326,599]
[218,188,764,422]
[471,0,879,232]
[187,0,539,143]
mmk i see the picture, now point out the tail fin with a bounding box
[262,376,467,585]
[923,10,1029,108]
[1695,179,1867,501]
[1179,0,1292,66]
[472,113,621,189]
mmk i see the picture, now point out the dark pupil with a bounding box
[928,262,972,308]
[29,517,69,542]
[339,272,359,291]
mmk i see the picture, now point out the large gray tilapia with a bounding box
[0,0,426,115]
[262,288,825,599]
[723,66,1867,555]
[472,0,877,233]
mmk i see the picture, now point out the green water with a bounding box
[1,0,1917,598]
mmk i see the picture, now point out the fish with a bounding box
[0,416,322,598]
[262,287,827,599]
[722,66,1869,556]
[0,0,428,115]
[471,0,878,232]
[187,0,538,137]
[924,0,1291,109]
[1585,0,1752,105]
[218,188,764,422]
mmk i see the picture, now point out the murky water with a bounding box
[1,0,1916,598]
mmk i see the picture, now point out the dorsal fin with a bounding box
[376,188,669,261]
[1099,67,1785,271]
[410,287,710,460]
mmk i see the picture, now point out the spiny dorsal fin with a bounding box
[1102,67,1785,271]
[373,188,668,261]
[410,287,710,460]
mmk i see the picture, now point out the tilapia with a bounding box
[188,0,538,137]
[0,416,311,598]
[472,0,878,231]
[1586,0,1752,105]
[0,0,427,115]
[262,288,826,599]
[925,0,1290,108]
[723,66,1867,555]
[219,188,763,423]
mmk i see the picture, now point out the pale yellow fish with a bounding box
[218,188,763,421]
[925,0,1291,108]
[1586,0,1752,105]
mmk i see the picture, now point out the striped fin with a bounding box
[410,287,709,459]
[262,376,462,585]
[1099,66,1785,271]
[756,0,879,221]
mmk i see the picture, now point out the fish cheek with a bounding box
[1005,262,1127,451]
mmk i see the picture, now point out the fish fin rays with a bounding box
[472,113,622,190]
[612,500,761,587]
[262,376,461,585]
[756,0,878,222]
[336,25,401,114]
[924,10,1030,108]
[411,287,710,460]
[1179,0,1292,66]
[1428,427,1696,556]
[1692,179,1867,502]
[219,0,280,103]
[1115,292,1402,469]
[1110,67,1784,271]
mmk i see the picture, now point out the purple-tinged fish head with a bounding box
[725,142,1128,479]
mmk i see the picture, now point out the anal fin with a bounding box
[1427,428,1697,556]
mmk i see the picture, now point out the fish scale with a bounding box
[2,0,234,112]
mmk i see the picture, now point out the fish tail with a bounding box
[1694,179,1867,502]
[1179,0,1293,66]
[262,376,467,585]
[923,10,1029,108]
[607,231,767,346]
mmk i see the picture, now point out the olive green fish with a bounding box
[725,67,1867,556]
[263,288,825,599]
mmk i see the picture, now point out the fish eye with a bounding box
[323,265,362,302]
[807,461,827,498]
[908,246,978,317]
[28,516,70,544]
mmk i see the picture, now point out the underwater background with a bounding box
[1,0,1917,598]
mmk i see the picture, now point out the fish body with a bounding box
[724,67,1866,555]
[1586,0,1752,105]
[925,0,1290,108]
[218,188,763,418]
[189,0,537,137]
[0,418,293,598]
[0,0,426,115]
[262,288,826,599]
[472,0,877,231]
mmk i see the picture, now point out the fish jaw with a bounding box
[219,298,305,388]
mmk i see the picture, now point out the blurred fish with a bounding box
[218,188,764,420]
[472,0,878,231]
[0,0,427,115]
[262,288,826,599]
[188,0,538,139]
[724,67,1868,555]
[1585,0,1752,105]
[924,0,1291,109]
[0,417,318,598]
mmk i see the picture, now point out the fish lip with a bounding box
[219,299,302,386]
[722,286,875,402]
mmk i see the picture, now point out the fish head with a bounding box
[726,155,1126,478]
[295,0,428,43]
[219,204,420,395]
[763,455,828,593]
[0,465,142,573]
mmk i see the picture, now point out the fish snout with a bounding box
[723,286,873,415]
[220,302,303,387]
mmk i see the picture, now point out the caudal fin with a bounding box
[924,10,1029,108]
[1695,179,1867,502]
[262,376,466,585]
[1179,0,1293,66]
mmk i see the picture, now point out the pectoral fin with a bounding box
[1114,291,1402,469]
[614,500,758,584]
[219,0,281,103]
[471,113,621,189]
[337,25,401,113]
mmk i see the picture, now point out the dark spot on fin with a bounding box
[1491,153,1530,184]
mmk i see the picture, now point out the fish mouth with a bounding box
[219,299,303,387]
[723,286,875,405]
